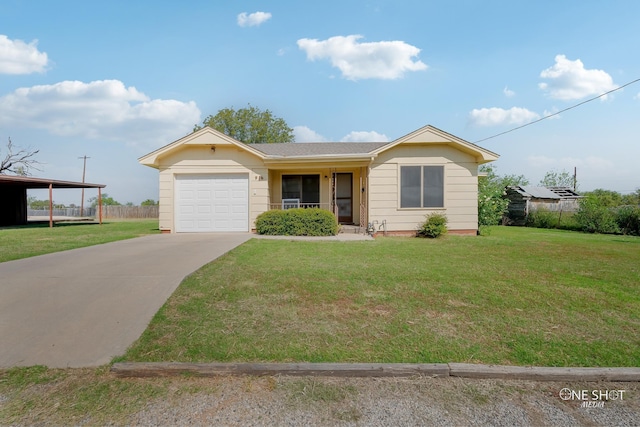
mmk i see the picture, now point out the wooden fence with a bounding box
[103,205,159,219]
[28,206,159,219]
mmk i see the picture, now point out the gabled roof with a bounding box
[139,124,499,167]
[138,127,267,168]
[374,125,499,163]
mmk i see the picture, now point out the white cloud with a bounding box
[297,35,427,80]
[293,126,328,142]
[503,86,515,97]
[0,80,200,147]
[0,34,49,74]
[237,11,272,27]
[340,131,389,142]
[469,107,540,127]
[539,54,617,101]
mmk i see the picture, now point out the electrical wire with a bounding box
[474,78,640,144]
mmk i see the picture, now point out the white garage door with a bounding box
[175,174,249,232]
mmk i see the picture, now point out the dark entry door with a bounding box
[336,173,353,223]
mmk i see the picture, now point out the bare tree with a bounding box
[0,137,41,176]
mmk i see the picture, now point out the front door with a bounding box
[336,173,353,223]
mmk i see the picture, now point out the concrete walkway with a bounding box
[0,233,252,368]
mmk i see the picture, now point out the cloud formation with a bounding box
[539,55,617,100]
[237,11,272,27]
[0,80,200,146]
[297,35,427,80]
[340,130,389,142]
[294,126,389,143]
[293,125,328,142]
[503,86,515,97]
[0,35,49,74]
[469,107,540,127]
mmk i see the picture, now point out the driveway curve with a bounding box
[0,233,251,368]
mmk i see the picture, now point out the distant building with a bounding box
[504,186,582,225]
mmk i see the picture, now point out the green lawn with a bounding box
[120,226,640,367]
[0,220,160,262]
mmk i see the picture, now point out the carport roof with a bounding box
[0,175,106,189]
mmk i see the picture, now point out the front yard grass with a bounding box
[0,220,160,262]
[121,226,640,367]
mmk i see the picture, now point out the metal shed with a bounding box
[504,186,582,225]
[0,175,105,227]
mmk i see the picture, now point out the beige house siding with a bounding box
[368,144,479,233]
[155,145,268,232]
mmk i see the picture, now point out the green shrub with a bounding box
[555,213,582,232]
[255,208,338,236]
[526,208,558,229]
[417,212,448,238]
[574,195,619,234]
[615,205,640,236]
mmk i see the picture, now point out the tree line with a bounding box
[27,195,158,210]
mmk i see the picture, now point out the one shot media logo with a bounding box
[559,388,626,408]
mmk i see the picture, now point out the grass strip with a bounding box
[0,219,159,262]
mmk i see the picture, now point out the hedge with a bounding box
[255,208,338,236]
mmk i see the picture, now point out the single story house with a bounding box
[504,185,582,225]
[138,124,499,235]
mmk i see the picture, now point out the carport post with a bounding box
[49,183,53,228]
[98,188,103,225]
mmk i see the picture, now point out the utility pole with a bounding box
[79,155,90,215]
[573,167,577,192]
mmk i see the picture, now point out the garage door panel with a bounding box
[176,174,248,232]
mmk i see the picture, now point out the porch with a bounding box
[266,167,368,227]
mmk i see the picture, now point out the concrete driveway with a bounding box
[0,233,252,368]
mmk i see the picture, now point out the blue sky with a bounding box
[1,0,639,205]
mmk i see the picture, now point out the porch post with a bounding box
[332,171,338,220]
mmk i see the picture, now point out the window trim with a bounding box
[398,165,445,209]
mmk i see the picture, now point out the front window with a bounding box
[400,165,444,208]
[282,175,320,205]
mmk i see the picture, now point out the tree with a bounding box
[194,104,294,144]
[0,137,41,175]
[621,189,640,206]
[478,165,529,226]
[539,169,576,189]
[582,189,623,208]
[88,193,121,207]
[140,199,158,206]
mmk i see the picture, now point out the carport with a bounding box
[0,175,106,227]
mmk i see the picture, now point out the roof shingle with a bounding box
[247,142,389,157]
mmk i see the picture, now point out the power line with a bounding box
[474,77,640,144]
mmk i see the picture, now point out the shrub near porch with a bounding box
[255,208,338,236]
[121,227,640,367]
